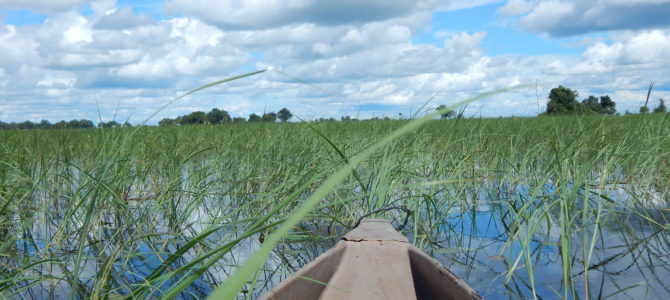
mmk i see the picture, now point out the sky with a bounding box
[0,0,669,123]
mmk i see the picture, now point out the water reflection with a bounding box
[2,180,669,299]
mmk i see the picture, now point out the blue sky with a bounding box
[0,0,668,123]
[414,3,585,56]
[1,8,46,24]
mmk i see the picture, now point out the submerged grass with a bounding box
[0,106,669,299]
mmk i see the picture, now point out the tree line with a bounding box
[157,107,293,126]
[0,119,133,130]
[0,108,294,130]
[3,87,666,130]
[544,85,616,115]
[544,85,666,116]
[640,99,667,114]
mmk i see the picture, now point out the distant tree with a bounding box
[205,108,231,124]
[18,121,35,129]
[546,86,582,115]
[178,111,206,125]
[581,95,616,114]
[98,121,120,128]
[37,120,51,129]
[67,119,94,128]
[640,106,650,114]
[582,95,600,112]
[158,118,176,126]
[54,120,68,129]
[653,98,667,113]
[261,112,277,122]
[599,95,616,114]
[436,104,455,119]
[248,113,261,122]
[122,121,133,128]
[232,117,246,123]
[278,108,292,122]
[341,116,361,121]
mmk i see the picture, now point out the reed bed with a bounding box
[0,114,669,299]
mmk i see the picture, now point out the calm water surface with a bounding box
[4,181,669,299]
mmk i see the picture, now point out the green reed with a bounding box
[1,107,669,299]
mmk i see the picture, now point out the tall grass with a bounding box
[1,111,669,298]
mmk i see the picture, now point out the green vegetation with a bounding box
[435,104,456,119]
[544,85,617,115]
[1,77,668,298]
[0,119,98,130]
[4,83,665,131]
[1,112,669,299]
[277,108,293,122]
[157,107,292,126]
[653,98,667,113]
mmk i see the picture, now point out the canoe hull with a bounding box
[261,219,483,300]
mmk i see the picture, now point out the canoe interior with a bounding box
[260,219,483,300]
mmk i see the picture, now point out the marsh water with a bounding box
[4,179,669,300]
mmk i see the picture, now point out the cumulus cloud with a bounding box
[164,0,424,29]
[500,0,670,36]
[547,30,670,76]
[519,1,576,32]
[0,0,92,12]
[0,25,40,72]
[497,0,534,17]
[57,50,139,68]
[0,0,668,123]
[533,29,670,108]
[0,5,253,122]
[444,31,487,57]
[93,6,155,30]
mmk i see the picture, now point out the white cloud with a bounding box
[518,1,576,33]
[0,25,40,71]
[114,55,173,79]
[37,76,75,87]
[604,0,670,5]
[0,0,91,12]
[444,31,487,57]
[502,0,670,36]
[93,6,155,30]
[549,30,670,76]
[165,0,422,29]
[497,0,534,16]
[0,0,668,123]
[62,15,93,44]
[619,30,670,64]
[57,50,139,67]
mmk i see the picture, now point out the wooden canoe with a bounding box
[261,218,483,300]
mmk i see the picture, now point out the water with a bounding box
[2,180,669,299]
[426,204,670,299]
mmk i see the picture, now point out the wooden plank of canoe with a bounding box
[318,239,417,299]
[260,219,483,300]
